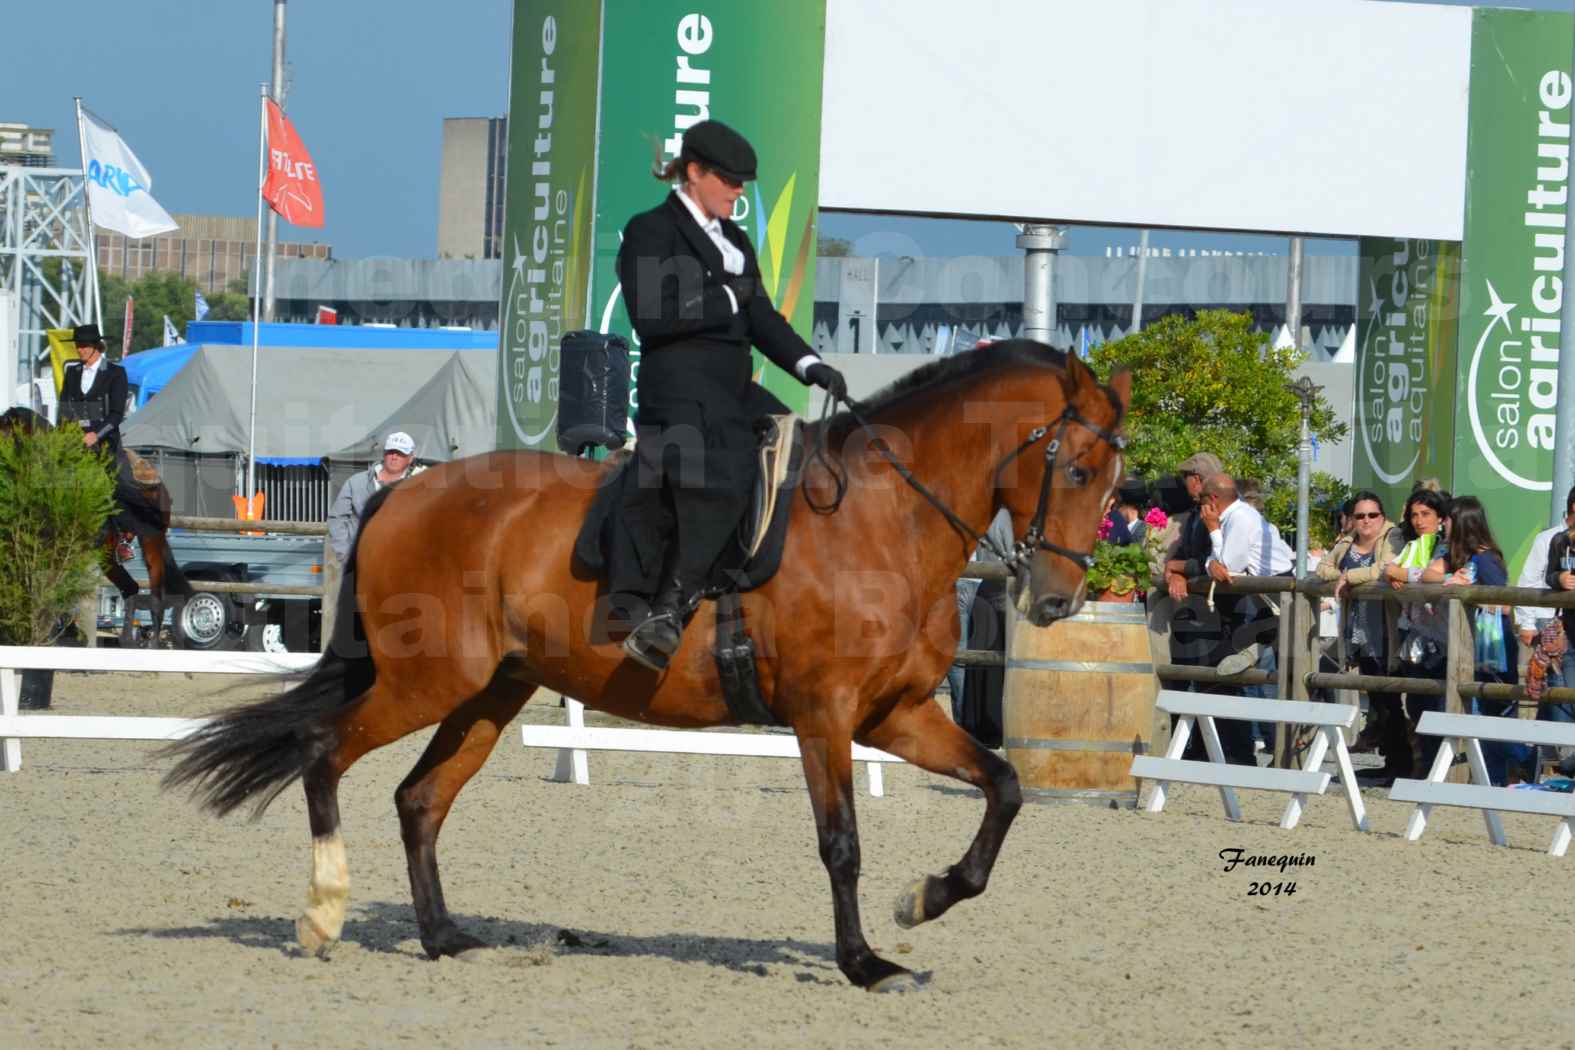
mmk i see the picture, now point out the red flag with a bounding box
[315,305,338,325]
[262,99,324,228]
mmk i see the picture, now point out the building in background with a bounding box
[265,251,1358,357]
[95,213,331,295]
[0,123,54,167]
[436,117,507,260]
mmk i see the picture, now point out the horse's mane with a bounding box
[821,339,1070,441]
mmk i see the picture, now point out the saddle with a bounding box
[124,448,162,488]
[573,414,805,725]
[711,414,803,727]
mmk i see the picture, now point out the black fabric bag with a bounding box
[556,331,630,455]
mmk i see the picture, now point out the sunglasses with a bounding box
[1351,511,1381,521]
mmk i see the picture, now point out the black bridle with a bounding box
[808,393,1127,575]
[988,404,1127,573]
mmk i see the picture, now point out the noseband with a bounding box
[815,394,1126,575]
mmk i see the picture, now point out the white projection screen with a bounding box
[819,0,1472,240]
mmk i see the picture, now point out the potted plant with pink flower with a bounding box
[1086,507,1170,602]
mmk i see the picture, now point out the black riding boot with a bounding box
[623,577,693,672]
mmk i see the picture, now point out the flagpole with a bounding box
[72,98,105,340]
[245,83,268,514]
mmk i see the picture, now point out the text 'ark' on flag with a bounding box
[79,106,179,239]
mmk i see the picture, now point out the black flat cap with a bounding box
[682,120,757,182]
[72,323,105,347]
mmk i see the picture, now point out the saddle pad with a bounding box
[744,413,799,560]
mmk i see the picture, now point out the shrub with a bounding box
[0,426,117,645]
[1088,310,1348,546]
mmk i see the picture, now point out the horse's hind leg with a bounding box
[862,697,1022,929]
[395,675,536,958]
[797,720,916,992]
[293,675,513,957]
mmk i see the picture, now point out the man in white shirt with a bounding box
[1514,486,1575,650]
[1201,473,1292,678]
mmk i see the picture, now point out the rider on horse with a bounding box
[615,120,847,671]
[59,323,140,554]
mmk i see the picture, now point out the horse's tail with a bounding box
[161,490,388,818]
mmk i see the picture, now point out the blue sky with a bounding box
[8,0,1574,261]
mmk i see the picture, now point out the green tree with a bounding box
[0,426,117,645]
[817,236,854,257]
[1088,310,1348,546]
[100,271,254,356]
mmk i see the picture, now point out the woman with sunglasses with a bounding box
[1316,491,1406,770]
[611,120,847,671]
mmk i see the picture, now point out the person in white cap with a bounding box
[326,431,421,561]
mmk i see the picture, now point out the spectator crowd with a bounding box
[945,449,1575,789]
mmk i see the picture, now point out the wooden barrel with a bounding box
[1003,600,1157,807]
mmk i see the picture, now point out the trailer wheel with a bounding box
[174,590,242,651]
[244,620,289,654]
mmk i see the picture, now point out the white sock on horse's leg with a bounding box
[296,832,350,956]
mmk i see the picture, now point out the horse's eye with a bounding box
[1067,465,1089,485]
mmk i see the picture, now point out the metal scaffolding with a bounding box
[0,165,98,393]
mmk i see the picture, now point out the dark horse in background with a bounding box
[0,406,190,643]
[165,343,1130,991]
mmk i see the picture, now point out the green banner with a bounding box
[496,2,602,451]
[1353,238,1460,516]
[589,0,827,422]
[1457,7,1574,573]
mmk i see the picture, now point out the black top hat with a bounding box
[681,120,757,183]
[72,323,105,347]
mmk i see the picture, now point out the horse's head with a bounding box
[998,353,1131,627]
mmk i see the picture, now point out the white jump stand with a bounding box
[1132,690,1368,831]
[1391,711,1575,857]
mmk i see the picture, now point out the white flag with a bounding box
[194,289,210,322]
[80,107,179,239]
[162,315,184,347]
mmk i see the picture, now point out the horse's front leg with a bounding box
[795,719,917,992]
[863,697,1022,928]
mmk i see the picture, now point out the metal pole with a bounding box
[246,85,268,513]
[1131,229,1149,335]
[1017,224,1065,345]
[1552,18,1575,524]
[1285,235,1304,353]
[1287,376,1320,576]
[263,0,287,323]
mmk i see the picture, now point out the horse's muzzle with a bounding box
[1026,595,1073,627]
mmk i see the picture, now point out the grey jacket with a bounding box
[327,464,418,560]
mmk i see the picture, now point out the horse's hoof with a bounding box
[295,915,337,959]
[870,970,923,994]
[425,927,489,959]
[893,876,932,929]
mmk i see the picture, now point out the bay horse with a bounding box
[164,342,1130,991]
[0,406,191,641]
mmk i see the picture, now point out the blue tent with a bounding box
[122,344,197,406]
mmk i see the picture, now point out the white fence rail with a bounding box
[0,646,317,772]
[1391,711,1575,857]
[523,699,902,797]
[1132,690,1369,831]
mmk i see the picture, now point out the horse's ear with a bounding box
[1107,368,1133,412]
[1060,352,1095,400]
